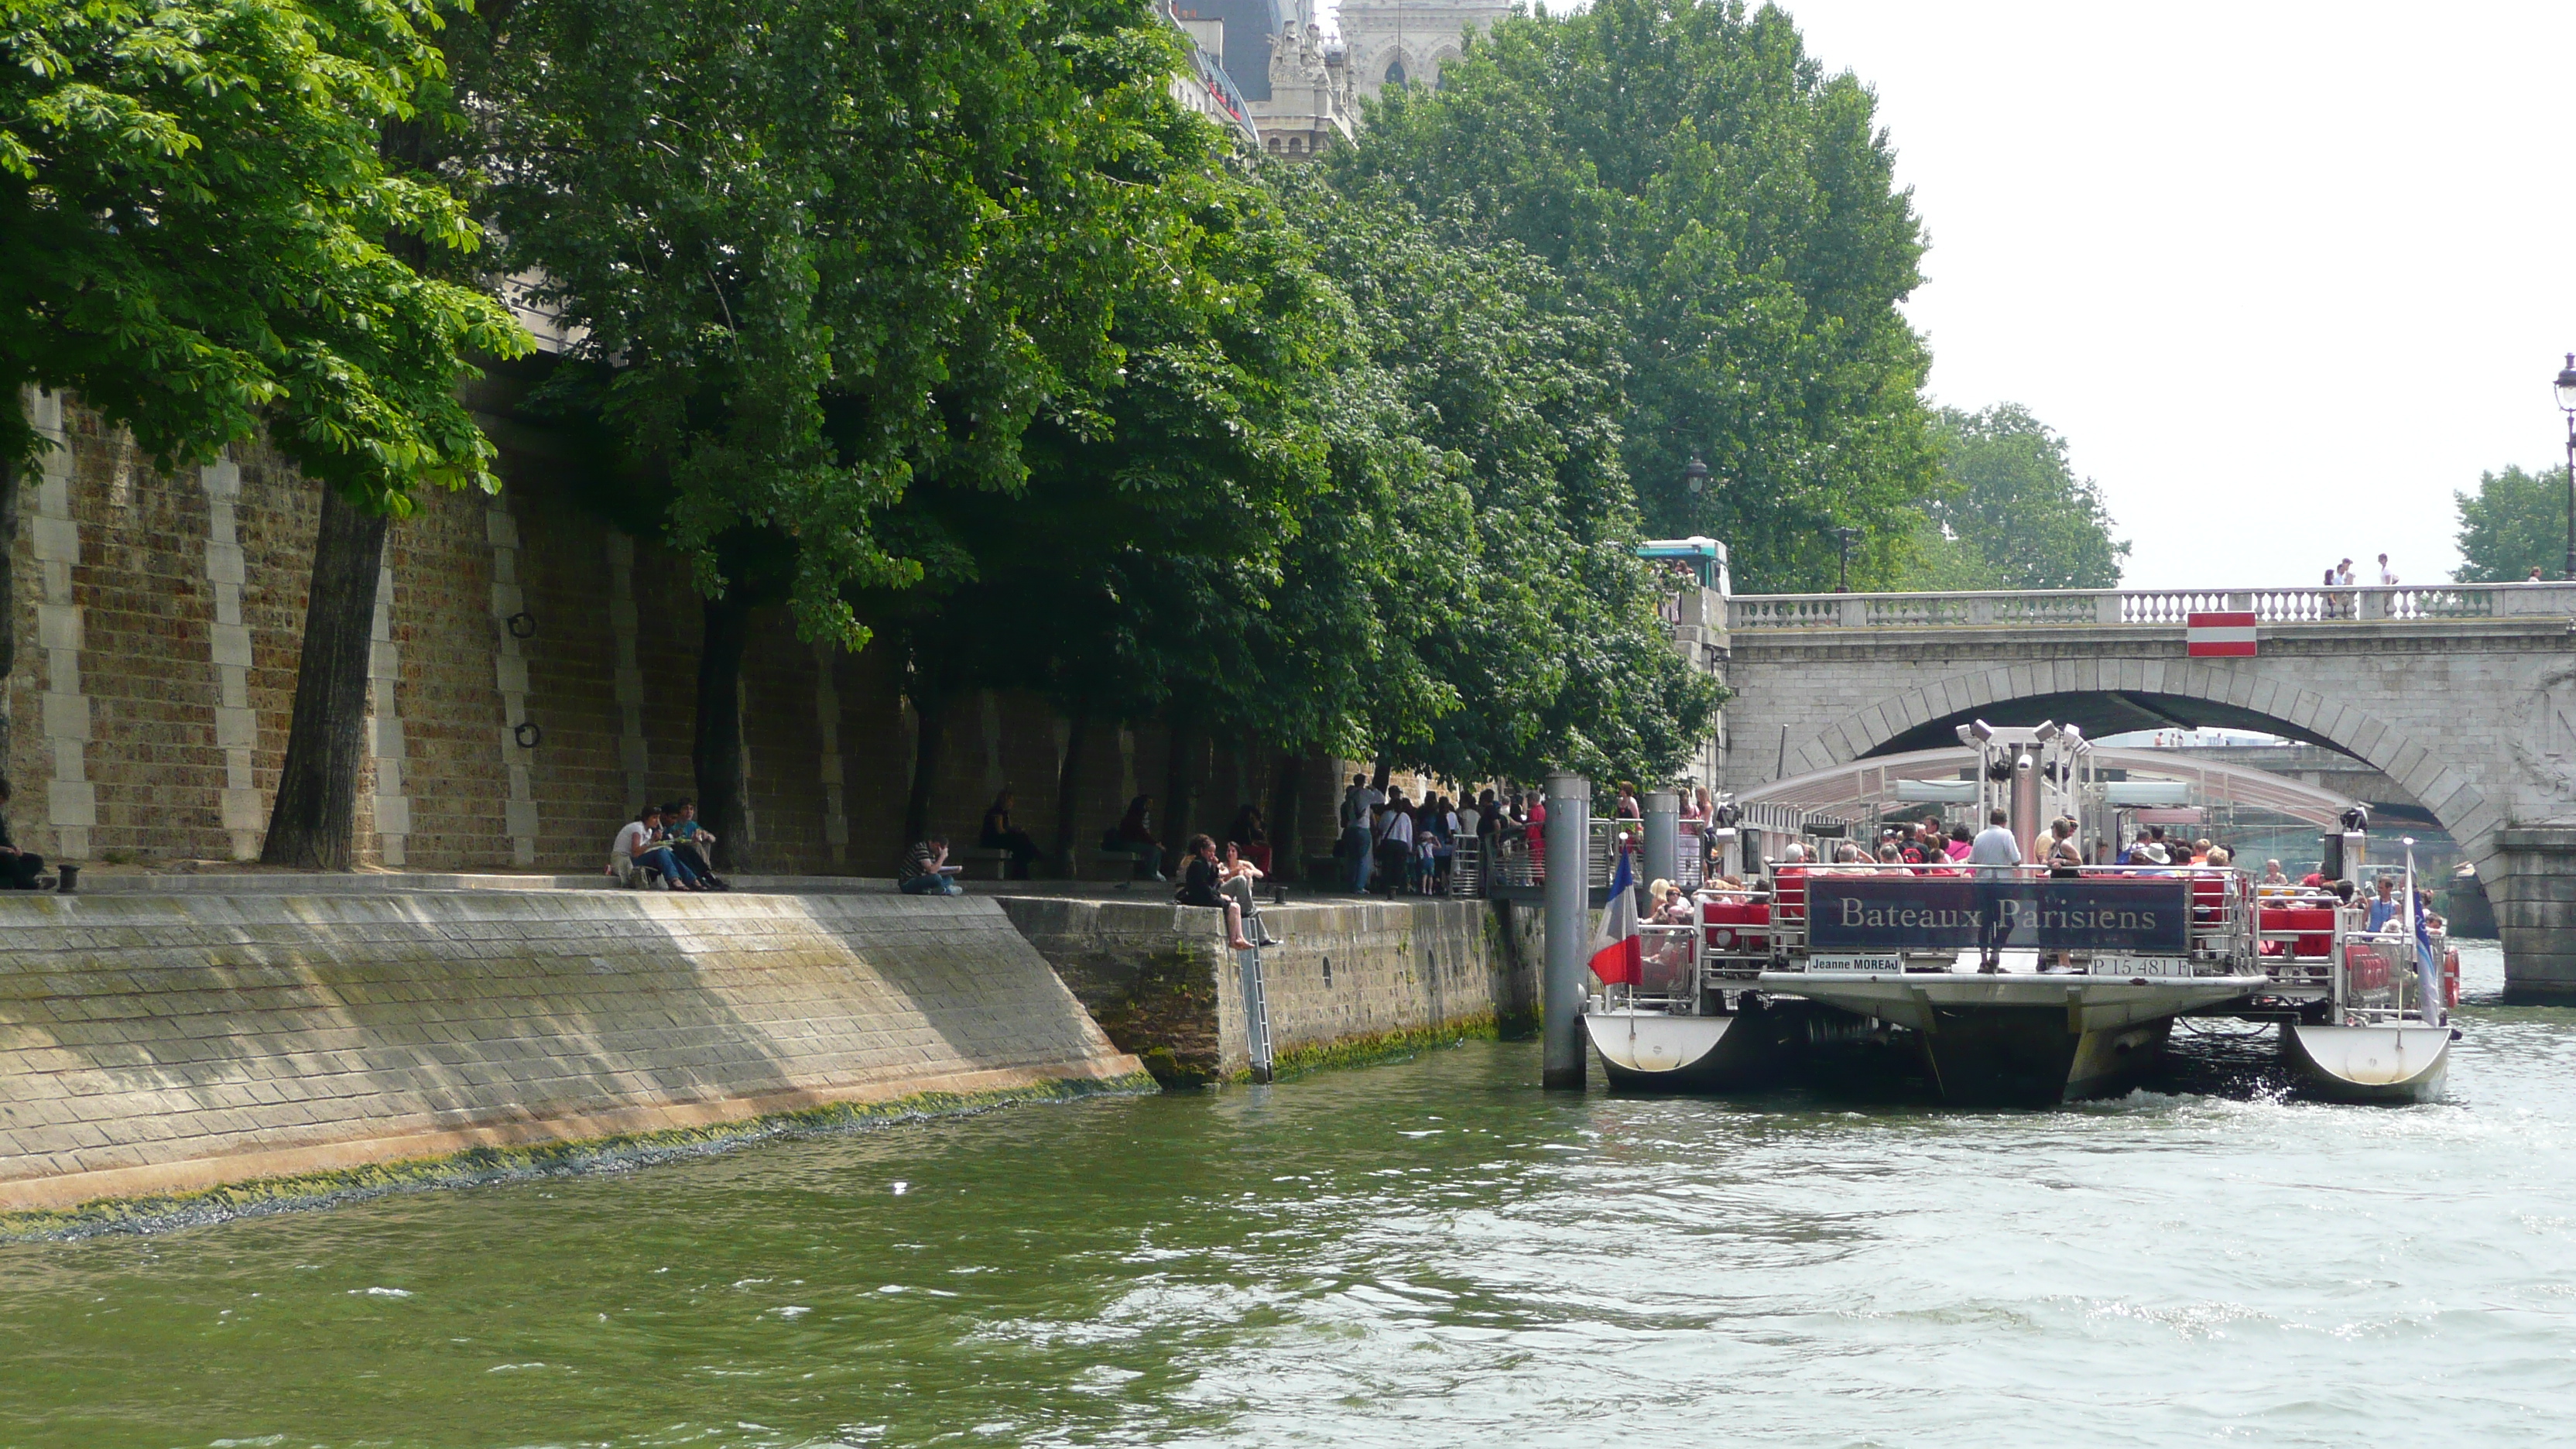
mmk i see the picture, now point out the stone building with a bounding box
[1246,20,1354,160]
[1336,0,1509,100]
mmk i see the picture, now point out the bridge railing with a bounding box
[1724,581,2576,631]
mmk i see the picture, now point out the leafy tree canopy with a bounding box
[0,0,528,502]
[1330,0,1938,593]
[1282,171,1721,783]
[2452,463,2570,583]
[478,0,1203,647]
[1897,403,2127,591]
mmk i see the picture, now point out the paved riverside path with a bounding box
[1708,581,2576,999]
[0,886,1148,1215]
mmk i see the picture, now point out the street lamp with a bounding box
[1681,455,1708,495]
[1831,526,1861,593]
[2559,353,2576,580]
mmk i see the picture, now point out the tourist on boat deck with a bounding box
[1967,808,2022,971]
[1177,834,1255,951]
[2368,875,2402,931]
[2205,847,2231,868]
[899,834,964,896]
[2045,818,2083,878]
[1945,825,1973,862]
[2261,859,2290,887]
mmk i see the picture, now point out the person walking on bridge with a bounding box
[1968,807,2023,973]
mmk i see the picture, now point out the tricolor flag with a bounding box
[2186,611,2257,658]
[1588,850,1642,985]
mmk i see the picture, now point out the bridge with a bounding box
[1697,580,2576,1000]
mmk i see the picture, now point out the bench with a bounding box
[956,846,1013,880]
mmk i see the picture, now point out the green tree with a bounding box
[2453,464,2570,583]
[1332,0,1939,593]
[1896,404,2127,591]
[1283,173,1722,785]
[0,0,531,865]
[478,0,1205,862]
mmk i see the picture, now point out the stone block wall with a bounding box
[0,889,1149,1212]
[996,895,1537,1080]
[5,393,1358,878]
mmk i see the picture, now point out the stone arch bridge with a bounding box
[1707,582,2576,1000]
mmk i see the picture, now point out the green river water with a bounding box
[4,943,2573,1447]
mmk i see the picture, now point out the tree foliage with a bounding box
[477,0,1196,648]
[0,0,527,500]
[2453,464,2570,583]
[1330,0,1937,593]
[1896,404,2127,591]
[1282,173,1720,782]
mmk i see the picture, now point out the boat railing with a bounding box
[2332,919,2448,1025]
[1636,923,1702,1012]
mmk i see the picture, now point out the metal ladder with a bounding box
[1235,944,1275,1084]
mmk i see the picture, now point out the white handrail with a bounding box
[1721,581,2576,632]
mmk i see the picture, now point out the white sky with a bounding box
[1773,1,2576,587]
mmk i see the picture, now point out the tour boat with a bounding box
[1584,721,2456,1105]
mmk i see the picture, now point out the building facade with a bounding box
[1335,0,1509,101]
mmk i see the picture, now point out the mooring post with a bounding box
[1643,790,1680,889]
[1543,771,1592,1089]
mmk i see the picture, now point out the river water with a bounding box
[3,943,2572,1447]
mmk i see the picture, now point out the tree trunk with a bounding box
[262,489,389,868]
[1051,712,1090,879]
[693,594,752,871]
[1160,717,1201,876]
[902,686,946,854]
[1267,748,1305,882]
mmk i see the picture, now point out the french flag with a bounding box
[1589,850,1642,985]
[2186,611,2257,658]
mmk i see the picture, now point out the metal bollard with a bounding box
[1543,772,1591,1090]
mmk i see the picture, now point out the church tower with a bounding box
[1335,0,1509,101]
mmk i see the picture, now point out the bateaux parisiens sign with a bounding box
[1805,877,2191,954]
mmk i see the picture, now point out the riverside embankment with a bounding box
[0,883,1148,1223]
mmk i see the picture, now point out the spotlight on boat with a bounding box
[2033,720,2062,742]
[2341,804,2370,833]
[1958,719,1995,745]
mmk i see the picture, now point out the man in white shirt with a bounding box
[2378,553,2398,586]
[1966,807,2023,971]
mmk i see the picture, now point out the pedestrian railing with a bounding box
[1723,581,2576,632]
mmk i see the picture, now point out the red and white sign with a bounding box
[2185,611,2257,658]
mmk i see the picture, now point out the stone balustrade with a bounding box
[1722,581,2576,632]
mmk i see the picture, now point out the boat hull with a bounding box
[1587,1009,1777,1091]
[2281,1023,2450,1104]
[1757,971,2265,1106]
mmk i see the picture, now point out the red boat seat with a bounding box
[2258,906,2335,959]
[1701,899,1771,954]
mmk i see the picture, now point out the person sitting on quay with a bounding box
[900,834,964,896]
[663,798,728,891]
[1177,834,1255,951]
[1218,839,1280,947]
[611,803,704,890]
[1225,803,1273,878]
[1112,794,1164,882]
[0,779,51,891]
[980,790,1045,879]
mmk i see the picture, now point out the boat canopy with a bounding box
[1738,745,2362,828]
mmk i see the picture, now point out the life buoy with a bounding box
[2443,947,2461,1009]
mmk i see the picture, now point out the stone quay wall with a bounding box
[9,390,1355,883]
[0,889,1149,1216]
[997,895,1538,1081]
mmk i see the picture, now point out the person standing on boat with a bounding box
[1967,807,2023,972]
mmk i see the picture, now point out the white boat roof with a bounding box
[1737,745,2361,828]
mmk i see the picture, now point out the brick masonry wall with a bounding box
[0,889,1147,1211]
[996,895,1536,1078]
[6,394,1360,879]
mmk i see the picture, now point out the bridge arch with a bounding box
[1787,660,2502,868]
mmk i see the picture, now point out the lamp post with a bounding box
[2558,353,2576,580]
[1831,526,1861,593]
[1682,455,1709,496]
